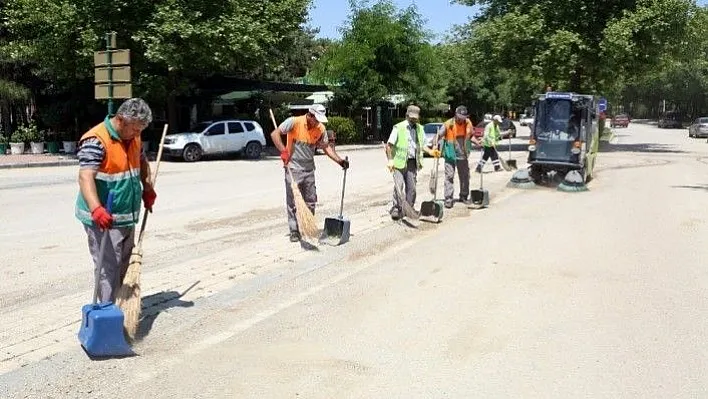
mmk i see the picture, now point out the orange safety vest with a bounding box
[444,118,471,141]
[285,115,325,155]
[75,117,143,227]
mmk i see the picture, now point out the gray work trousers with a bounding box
[285,168,317,233]
[84,224,135,303]
[444,159,470,203]
[391,159,418,215]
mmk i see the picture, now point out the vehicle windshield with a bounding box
[698,118,708,124]
[424,124,442,135]
[534,99,582,141]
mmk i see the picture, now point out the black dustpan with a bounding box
[470,169,489,208]
[320,157,350,246]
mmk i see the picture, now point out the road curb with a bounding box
[0,159,79,170]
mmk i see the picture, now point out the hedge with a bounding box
[327,116,358,144]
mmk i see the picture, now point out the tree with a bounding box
[311,0,448,111]
[0,0,316,132]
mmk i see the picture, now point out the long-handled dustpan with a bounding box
[320,156,351,246]
[469,169,490,209]
[420,155,443,223]
[78,191,133,357]
[506,133,517,170]
[115,123,169,341]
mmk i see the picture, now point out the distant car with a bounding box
[473,119,516,140]
[519,114,534,126]
[658,112,683,129]
[163,119,266,162]
[688,117,708,138]
[423,123,444,156]
[610,114,630,128]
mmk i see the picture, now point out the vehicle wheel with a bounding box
[244,141,262,160]
[183,144,202,162]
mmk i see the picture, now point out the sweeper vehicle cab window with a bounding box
[526,92,599,186]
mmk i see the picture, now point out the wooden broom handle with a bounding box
[137,123,169,244]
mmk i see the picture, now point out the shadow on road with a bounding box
[599,142,685,154]
[135,281,199,341]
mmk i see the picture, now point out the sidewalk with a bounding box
[0,143,383,170]
[0,153,79,169]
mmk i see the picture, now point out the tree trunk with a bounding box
[167,69,178,134]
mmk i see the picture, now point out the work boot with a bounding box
[289,231,301,242]
[495,166,502,172]
[475,165,482,174]
[444,201,453,209]
[390,207,402,221]
[460,197,471,205]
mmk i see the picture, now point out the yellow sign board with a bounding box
[94,49,130,66]
[94,66,131,83]
[94,83,132,100]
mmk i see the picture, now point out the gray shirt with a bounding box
[279,116,328,171]
[387,122,419,159]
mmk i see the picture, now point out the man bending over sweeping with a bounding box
[75,98,156,302]
[271,104,350,243]
[386,104,441,220]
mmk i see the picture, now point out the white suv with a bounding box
[163,120,267,162]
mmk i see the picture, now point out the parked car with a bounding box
[610,114,630,128]
[519,114,534,126]
[688,117,708,138]
[423,122,444,156]
[163,119,266,162]
[658,111,683,129]
[473,119,516,139]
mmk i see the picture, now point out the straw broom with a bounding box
[268,109,319,239]
[381,141,419,219]
[115,123,169,340]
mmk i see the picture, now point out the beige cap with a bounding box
[308,104,328,123]
[406,105,420,119]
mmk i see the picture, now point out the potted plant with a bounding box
[0,130,8,155]
[62,130,77,154]
[27,124,45,154]
[9,126,27,154]
[45,129,60,154]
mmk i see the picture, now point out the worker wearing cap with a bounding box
[439,105,480,207]
[75,98,156,303]
[271,104,350,242]
[476,114,503,173]
[386,104,440,220]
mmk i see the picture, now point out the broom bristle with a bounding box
[290,180,319,238]
[116,248,143,340]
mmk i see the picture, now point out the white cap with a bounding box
[493,115,503,122]
[308,104,328,123]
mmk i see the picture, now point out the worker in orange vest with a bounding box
[438,105,480,207]
[271,104,349,242]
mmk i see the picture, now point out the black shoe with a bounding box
[289,231,301,242]
[475,166,482,173]
[494,166,502,172]
[444,202,453,209]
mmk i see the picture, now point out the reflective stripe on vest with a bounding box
[75,117,143,227]
[392,121,424,170]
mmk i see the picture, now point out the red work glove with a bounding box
[280,150,291,166]
[143,187,157,212]
[91,206,113,230]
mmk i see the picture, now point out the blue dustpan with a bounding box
[78,191,133,357]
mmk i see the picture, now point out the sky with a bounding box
[308,0,479,42]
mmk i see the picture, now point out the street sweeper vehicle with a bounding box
[509,91,599,191]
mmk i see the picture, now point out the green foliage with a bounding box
[327,116,358,144]
[311,0,447,110]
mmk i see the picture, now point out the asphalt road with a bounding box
[1,123,707,398]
